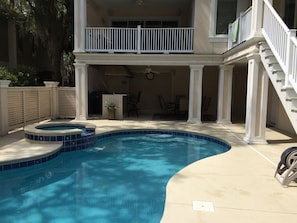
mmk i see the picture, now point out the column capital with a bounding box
[219,65,234,71]
[44,81,59,87]
[74,62,88,68]
[246,53,260,61]
[189,64,204,70]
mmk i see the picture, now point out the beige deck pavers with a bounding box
[0,130,61,165]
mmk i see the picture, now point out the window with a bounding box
[111,20,178,28]
[216,0,237,34]
[210,0,237,37]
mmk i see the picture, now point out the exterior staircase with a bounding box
[259,42,297,133]
[257,0,297,133]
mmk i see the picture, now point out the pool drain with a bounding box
[192,201,214,212]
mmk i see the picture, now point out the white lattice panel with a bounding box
[58,88,76,118]
[39,90,51,118]
[24,90,39,122]
[7,90,24,126]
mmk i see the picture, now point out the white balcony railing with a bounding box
[228,7,252,49]
[262,0,297,90]
[85,26,194,53]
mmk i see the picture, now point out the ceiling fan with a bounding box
[143,66,160,80]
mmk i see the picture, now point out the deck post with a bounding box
[44,81,59,119]
[137,25,141,54]
[244,53,268,144]
[74,0,86,52]
[0,80,11,136]
[250,0,264,37]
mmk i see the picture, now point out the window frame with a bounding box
[209,0,234,42]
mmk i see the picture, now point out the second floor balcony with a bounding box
[85,26,194,54]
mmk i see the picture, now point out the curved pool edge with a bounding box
[158,131,232,222]
[0,127,231,174]
[96,128,231,149]
[160,144,233,223]
[0,121,96,171]
[0,140,63,171]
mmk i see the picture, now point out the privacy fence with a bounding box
[0,81,75,136]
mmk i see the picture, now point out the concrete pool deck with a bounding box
[0,119,297,222]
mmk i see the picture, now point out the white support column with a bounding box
[0,80,11,136]
[188,65,204,123]
[74,0,86,52]
[244,54,268,144]
[44,81,59,119]
[75,63,88,120]
[217,65,234,124]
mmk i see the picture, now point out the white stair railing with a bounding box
[85,26,194,53]
[262,0,297,90]
[288,35,297,90]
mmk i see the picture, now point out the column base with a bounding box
[216,120,232,124]
[243,136,268,144]
[187,118,202,124]
[75,116,87,121]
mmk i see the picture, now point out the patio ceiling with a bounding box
[92,0,192,7]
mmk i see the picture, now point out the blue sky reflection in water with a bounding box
[0,133,229,223]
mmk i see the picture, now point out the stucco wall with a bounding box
[192,0,228,54]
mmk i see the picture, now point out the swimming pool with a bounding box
[0,130,230,223]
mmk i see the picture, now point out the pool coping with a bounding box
[0,139,62,170]
[24,121,96,137]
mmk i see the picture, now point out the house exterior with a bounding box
[73,0,297,144]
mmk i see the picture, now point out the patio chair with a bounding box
[275,146,297,187]
[158,95,177,114]
[127,91,141,117]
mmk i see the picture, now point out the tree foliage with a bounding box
[1,0,74,84]
[0,65,40,86]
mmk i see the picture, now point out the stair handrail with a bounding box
[262,0,297,90]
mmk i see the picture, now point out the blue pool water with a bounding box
[36,125,85,131]
[0,131,230,223]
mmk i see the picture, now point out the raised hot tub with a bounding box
[24,122,96,151]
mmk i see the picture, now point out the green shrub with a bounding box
[12,66,40,86]
[0,66,40,86]
[0,66,17,86]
